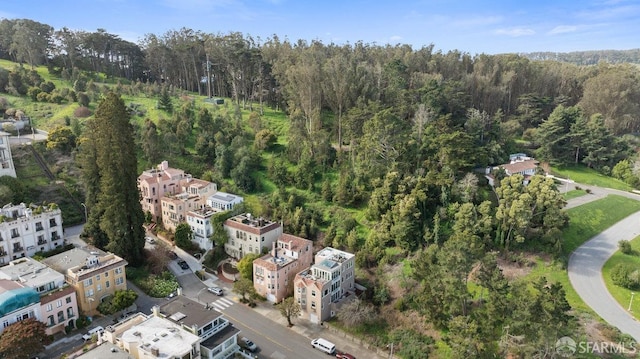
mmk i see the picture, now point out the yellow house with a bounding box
[43,247,128,316]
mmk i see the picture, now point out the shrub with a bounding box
[619,240,634,255]
[611,263,640,289]
[73,106,91,118]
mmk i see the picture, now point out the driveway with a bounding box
[566,183,640,341]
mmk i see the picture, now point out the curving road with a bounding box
[565,181,640,341]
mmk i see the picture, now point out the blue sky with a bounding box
[1,0,638,54]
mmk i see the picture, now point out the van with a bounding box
[82,326,104,341]
[311,338,336,354]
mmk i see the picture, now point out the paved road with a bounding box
[565,182,640,341]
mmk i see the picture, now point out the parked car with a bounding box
[240,337,257,352]
[177,260,190,270]
[336,352,356,359]
[207,287,223,296]
[167,251,178,260]
[166,291,177,300]
[82,326,104,341]
[145,237,155,244]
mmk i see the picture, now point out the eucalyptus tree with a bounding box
[10,19,53,68]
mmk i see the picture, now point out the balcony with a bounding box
[12,245,24,252]
[51,233,60,241]
[37,239,47,245]
[35,225,44,232]
[11,232,19,239]
[0,249,7,256]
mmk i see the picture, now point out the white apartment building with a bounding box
[187,206,216,251]
[0,131,16,178]
[207,192,243,212]
[0,279,41,335]
[0,202,63,265]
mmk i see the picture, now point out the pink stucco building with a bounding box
[138,161,186,223]
[253,234,313,303]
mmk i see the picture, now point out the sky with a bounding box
[1,0,638,55]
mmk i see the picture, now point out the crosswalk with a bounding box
[210,297,234,312]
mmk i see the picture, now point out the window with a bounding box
[311,290,316,297]
[96,274,100,281]
[104,271,108,277]
[311,301,316,309]
[47,315,55,327]
[115,267,123,274]
[66,297,72,304]
[116,277,124,285]
[106,280,110,288]
[10,228,19,238]
[84,278,93,286]
[67,307,74,318]
[56,300,62,308]
[2,321,8,328]
[97,284,102,292]
[46,304,53,312]
[85,288,94,297]
[57,311,65,323]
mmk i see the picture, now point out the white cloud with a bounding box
[389,35,403,43]
[548,25,578,35]
[494,28,535,37]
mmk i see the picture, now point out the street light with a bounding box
[81,203,87,223]
[629,292,635,311]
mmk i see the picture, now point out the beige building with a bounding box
[253,234,313,303]
[223,213,282,259]
[0,257,79,335]
[43,248,128,316]
[161,176,217,233]
[102,311,201,359]
[294,247,356,323]
[138,161,186,223]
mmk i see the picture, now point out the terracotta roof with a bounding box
[500,159,539,175]
[254,257,278,271]
[279,234,312,252]
[184,178,212,188]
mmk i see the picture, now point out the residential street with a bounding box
[565,182,640,342]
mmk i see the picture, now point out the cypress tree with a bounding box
[81,92,145,264]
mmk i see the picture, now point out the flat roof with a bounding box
[159,295,223,328]
[121,315,200,357]
[74,343,133,359]
[0,257,63,287]
[200,323,241,349]
[42,247,106,273]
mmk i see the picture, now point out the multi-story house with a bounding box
[486,153,544,186]
[0,257,78,335]
[0,202,63,265]
[0,279,40,335]
[102,311,202,359]
[43,248,128,316]
[160,176,217,233]
[223,213,282,259]
[187,206,216,251]
[294,247,356,323]
[253,234,313,303]
[158,294,244,359]
[207,192,243,212]
[138,161,186,223]
[0,131,16,178]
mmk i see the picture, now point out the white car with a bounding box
[145,237,155,244]
[241,337,257,352]
[207,287,223,296]
[82,326,104,341]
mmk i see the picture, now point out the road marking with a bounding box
[211,298,234,311]
[222,312,297,353]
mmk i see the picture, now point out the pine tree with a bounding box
[81,92,145,264]
[158,86,173,113]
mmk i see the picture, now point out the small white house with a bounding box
[207,192,243,212]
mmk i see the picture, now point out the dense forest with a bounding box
[2,17,640,358]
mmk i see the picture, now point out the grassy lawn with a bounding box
[563,189,587,200]
[561,195,640,256]
[552,165,632,191]
[602,236,640,317]
[525,195,640,315]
